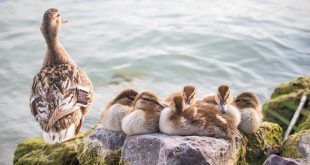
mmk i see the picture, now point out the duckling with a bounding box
[122,92,164,135]
[182,85,196,105]
[159,93,240,139]
[214,85,241,127]
[164,85,196,107]
[100,89,138,132]
[234,92,262,134]
[30,8,93,144]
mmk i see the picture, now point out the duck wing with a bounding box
[30,64,93,130]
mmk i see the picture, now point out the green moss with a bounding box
[281,129,310,159]
[263,76,310,133]
[271,76,310,99]
[77,137,121,165]
[14,131,90,165]
[236,137,248,165]
[244,122,283,165]
[300,111,310,131]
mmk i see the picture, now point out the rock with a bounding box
[263,154,307,165]
[263,76,310,133]
[77,126,127,165]
[120,133,242,165]
[13,131,89,165]
[281,129,310,162]
[238,122,283,165]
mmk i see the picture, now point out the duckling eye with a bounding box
[57,14,60,17]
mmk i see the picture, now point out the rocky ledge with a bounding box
[14,76,310,165]
[14,121,282,165]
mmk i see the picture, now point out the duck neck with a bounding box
[42,32,75,67]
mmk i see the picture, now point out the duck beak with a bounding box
[61,18,68,24]
[220,99,227,113]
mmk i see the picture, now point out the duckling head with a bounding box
[234,92,259,110]
[41,8,68,44]
[170,94,186,115]
[111,89,139,106]
[182,85,196,105]
[133,92,165,112]
[215,85,233,113]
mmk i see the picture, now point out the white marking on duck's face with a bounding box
[216,115,227,124]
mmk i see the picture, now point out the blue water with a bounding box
[0,0,310,164]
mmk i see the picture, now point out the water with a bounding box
[0,0,309,164]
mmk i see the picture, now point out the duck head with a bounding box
[215,85,233,113]
[133,92,165,112]
[170,93,186,115]
[111,89,139,106]
[182,85,196,105]
[234,92,259,110]
[41,8,68,46]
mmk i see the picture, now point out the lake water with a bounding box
[0,0,309,164]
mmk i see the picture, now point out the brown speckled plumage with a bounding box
[30,8,93,143]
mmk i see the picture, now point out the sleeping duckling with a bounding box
[122,92,164,135]
[214,85,241,127]
[30,8,93,144]
[100,89,138,132]
[164,85,196,107]
[160,93,240,139]
[234,92,262,134]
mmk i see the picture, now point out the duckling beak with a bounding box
[156,103,165,112]
[61,19,68,24]
[185,98,190,105]
[220,99,228,113]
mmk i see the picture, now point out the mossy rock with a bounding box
[13,131,91,165]
[77,127,127,165]
[271,76,310,99]
[77,136,121,165]
[263,76,310,133]
[281,129,310,162]
[238,122,283,165]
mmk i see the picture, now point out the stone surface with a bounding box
[77,126,127,165]
[263,154,307,165]
[263,76,310,133]
[281,129,310,162]
[13,131,88,165]
[120,133,241,165]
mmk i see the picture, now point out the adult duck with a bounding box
[30,8,93,144]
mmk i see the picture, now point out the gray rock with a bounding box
[298,133,310,161]
[120,133,240,165]
[263,154,307,165]
[77,127,127,165]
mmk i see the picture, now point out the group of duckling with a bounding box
[100,85,263,140]
[30,8,262,144]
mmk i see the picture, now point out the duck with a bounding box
[234,92,262,134]
[164,85,196,107]
[213,85,241,127]
[29,8,93,144]
[100,89,138,132]
[122,91,164,135]
[159,93,240,139]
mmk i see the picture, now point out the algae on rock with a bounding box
[263,76,310,133]
[77,126,127,165]
[13,131,89,165]
[281,129,310,162]
[237,122,283,165]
